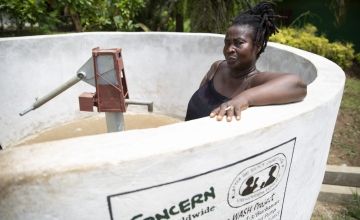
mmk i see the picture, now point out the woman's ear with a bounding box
[253,44,261,57]
[254,44,262,59]
[256,44,262,53]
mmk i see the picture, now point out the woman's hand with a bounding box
[210,95,250,122]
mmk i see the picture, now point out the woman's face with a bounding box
[223,25,259,70]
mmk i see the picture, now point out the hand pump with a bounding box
[19,47,153,132]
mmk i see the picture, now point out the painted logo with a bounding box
[228,153,287,208]
[107,139,296,220]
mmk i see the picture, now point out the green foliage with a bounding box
[333,192,360,220]
[112,0,146,30]
[187,0,227,33]
[341,77,360,110]
[59,0,110,31]
[0,0,57,32]
[57,0,146,31]
[270,24,355,69]
[186,0,273,33]
[1,0,284,34]
[138,0,282,33]
[355,53,360,64]
[1,0,146,32]
[139,0,184,32]
[346,192,360,219]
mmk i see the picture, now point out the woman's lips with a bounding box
[227,56,237,63]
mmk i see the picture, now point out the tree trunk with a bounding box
[70,11,82,32]
[175,13,184,32]
[0,14,3,32]
[175,0,184,32]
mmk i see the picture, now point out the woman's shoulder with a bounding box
[254,71,295,79]
[200,60,226,87]
[209,60,227,77]
[252,71,299,86]
[210,60,226,70]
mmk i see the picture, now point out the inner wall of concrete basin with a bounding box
[0,33,344,220]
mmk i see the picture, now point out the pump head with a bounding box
[78,47,129,112]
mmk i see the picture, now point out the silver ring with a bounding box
[225,105,234,111]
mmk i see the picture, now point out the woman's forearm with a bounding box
[210,74,307,121]
[240,74,307,106]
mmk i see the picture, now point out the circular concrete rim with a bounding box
[0,32,345,168]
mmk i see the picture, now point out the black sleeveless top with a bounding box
[185,78,230,121]
[185,60,258,121]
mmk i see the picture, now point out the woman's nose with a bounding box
[226,45,236,53]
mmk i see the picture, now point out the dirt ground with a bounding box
[327,111,360,166]
[311,202,348,220]
[311,74,360,219]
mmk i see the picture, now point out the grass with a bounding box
[328,77,360,220]
[327,76,360,166]
[341,77,360,110]
[312,73,360,220]
[345,193,360,220]
[333,193,360,220]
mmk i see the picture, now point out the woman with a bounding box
[185,2,307,122]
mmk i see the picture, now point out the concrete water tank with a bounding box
[0,32,344,220]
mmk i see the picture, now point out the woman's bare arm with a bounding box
[210,72,307,121]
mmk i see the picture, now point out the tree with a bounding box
[138,0,181,32]
[0,0,282,34]
[112,0,146,31]
[138,0,266,33]
[186,0,280,33]
[0,0,147,33]
[0,0,49,31]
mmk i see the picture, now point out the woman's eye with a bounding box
[234,41,243,47]
[224,39,243,48]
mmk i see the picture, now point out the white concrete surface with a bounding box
[0,32,344,220]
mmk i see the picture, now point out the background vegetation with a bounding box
[270,24,356,69]
[1,0,359,71]
[0,0,266,34]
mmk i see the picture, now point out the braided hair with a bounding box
[232,1,279,58]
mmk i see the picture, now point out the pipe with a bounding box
[105,112,125,132]
[125,100,154,112]
[19,72,86,116]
